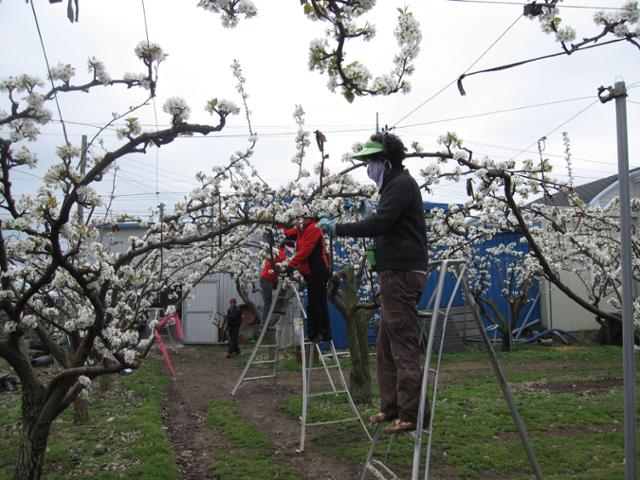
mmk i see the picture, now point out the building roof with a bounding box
[531,167,640,207]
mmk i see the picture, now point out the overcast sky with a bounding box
[2,1,639,219]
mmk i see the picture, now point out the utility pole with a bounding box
[598,79,636,480]
[77,135,87,224]
[159,202,165,280]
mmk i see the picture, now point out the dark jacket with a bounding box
[335,167,428,272]
[226,305,242,326]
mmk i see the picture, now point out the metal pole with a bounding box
[612,80,636,480]
[77,134,87,223]
[461,275,544,479]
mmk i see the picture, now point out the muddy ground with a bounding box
[161,345,363,480]
[160,344,620,480]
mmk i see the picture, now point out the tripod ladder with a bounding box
[297,336,372,453]
[230,280,372,453]
[360,259,544,480]
[231,280,293,395]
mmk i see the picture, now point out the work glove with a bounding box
[358,199,373,219]
[316,217,336,235]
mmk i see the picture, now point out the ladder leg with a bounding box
[423,263,467,480]
[231,282,284,396]
[316,343,338,392]
[272,315,280,385]
[411,260,450,480]
[328,341,372,441]
[459,267,544,480]
[360,424,383,480]
[297,322,309,453]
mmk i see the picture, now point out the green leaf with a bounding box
[344,90,355,103]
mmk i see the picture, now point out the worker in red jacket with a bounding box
[283,216,332,342]
[259,243,287,323]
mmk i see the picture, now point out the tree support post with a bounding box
[600,79,637,479]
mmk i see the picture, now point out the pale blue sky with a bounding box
[1,1,638,218]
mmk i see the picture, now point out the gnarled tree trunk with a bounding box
[328,267,373,405]
[15,387,51,480]
[343,307,372,404]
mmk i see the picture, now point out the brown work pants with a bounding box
[377,270,426,423]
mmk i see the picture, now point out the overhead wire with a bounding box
[394,13,523,127]
[398,94,596,129]
[517,100,599,161]
[447,0,626,10]
[457,38,627,95]
[140,0,162,204]
[29,0,70,145]
[43,91,606,141]
[509,81,640,161]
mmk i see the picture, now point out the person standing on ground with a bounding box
[225,298,242,358]
[317,132,429,434]
[283,215,332,343]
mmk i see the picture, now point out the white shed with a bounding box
[97,222,261,344]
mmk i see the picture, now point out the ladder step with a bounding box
[244,374,277,381]
[306,417,359,427]
[307,364,339,371]
[253,359,277,365]
[308,389,347,398]
[366,460,399,479]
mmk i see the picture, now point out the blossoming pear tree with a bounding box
[198,0,422,102]
[0,39,274,479]
[2,2,639,479]
[419,128,640,348]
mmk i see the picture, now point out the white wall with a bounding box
[97,224,263,344]
[540,273,606,332]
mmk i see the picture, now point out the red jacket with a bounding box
[260,247,286,283]
[283,220,330,277]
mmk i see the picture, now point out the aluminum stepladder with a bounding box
[231,280,292,395]
[231,278,372,453]
[360,259,544,480]
[298,324,373,453]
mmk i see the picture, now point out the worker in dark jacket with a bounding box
[317,132,428,434]
[226,298,242,358]
[283,216,332,343]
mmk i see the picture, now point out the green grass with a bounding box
[207,399,298,479]
[0,361,176,480]
[2,345,638,479]
[279,344,640,479]
[232,343,351,373]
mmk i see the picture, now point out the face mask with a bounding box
[367,160,386,190]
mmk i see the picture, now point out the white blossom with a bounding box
[48,62,76,83]
[163,97,191,124]
[134,41,167,65]
[87,56,111,85]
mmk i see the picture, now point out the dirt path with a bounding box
[161,345,362,479]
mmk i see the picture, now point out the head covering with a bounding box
[352,140,383,160]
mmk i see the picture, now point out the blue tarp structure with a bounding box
[323,203,542,349]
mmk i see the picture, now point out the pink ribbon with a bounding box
[153,312,184,377]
